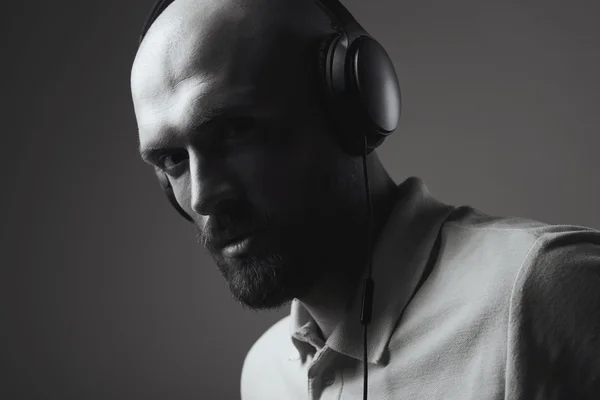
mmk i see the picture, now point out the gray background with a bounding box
[2,0,599,399]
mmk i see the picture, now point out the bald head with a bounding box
[132,0,333,116]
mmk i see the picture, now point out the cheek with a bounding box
[233,144,330,215]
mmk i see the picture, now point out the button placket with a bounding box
[307,347,335,399]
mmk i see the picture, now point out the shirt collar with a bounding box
[290,176,455,366]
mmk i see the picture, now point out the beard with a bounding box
[194,161,368,311]
[196,201,367,311]
[207,229,319,312]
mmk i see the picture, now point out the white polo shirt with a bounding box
[240,177,600,399]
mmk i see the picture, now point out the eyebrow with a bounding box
[138,102,243,163]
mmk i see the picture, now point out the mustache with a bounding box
[195,200,272,249]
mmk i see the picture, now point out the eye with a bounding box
[158,150,188,171]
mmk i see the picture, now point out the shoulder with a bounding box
[516,225,600,300]
[445,209,600,397]
[510,225,600,398]
[240,315,292,398]
[442,206,600,280]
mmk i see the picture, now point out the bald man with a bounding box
[131,0,600,399]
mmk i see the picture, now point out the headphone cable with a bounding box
[360,136,375,400]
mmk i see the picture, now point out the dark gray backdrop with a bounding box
[2,0,599,399]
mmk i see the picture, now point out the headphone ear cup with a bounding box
[317,33,340,96]
[327,36,402,156]
[154,169,194,222]
[349,37,402,142]
[317,33,354,149]
[317,32,371,156]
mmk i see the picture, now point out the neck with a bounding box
[298,156,398,341]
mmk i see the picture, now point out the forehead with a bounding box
[131,0,249,106]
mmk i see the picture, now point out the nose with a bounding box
[189,152,238,216]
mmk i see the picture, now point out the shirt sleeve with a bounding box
[511,228,600,399]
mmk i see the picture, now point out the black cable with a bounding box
[360,136,375,400]
[363,323,369,399]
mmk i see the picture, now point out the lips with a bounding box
[213,227,264,250]
[221,233,252,248]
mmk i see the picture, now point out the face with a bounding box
[131,0,368,310]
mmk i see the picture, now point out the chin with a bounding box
[215,251,318,311]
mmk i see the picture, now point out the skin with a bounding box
[131,0,398,340]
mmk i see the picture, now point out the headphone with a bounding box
[138,1,401,398]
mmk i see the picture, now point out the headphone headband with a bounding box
[139,0,361,45]
[314,0,365,37]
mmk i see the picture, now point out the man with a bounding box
[130,0,600,399]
